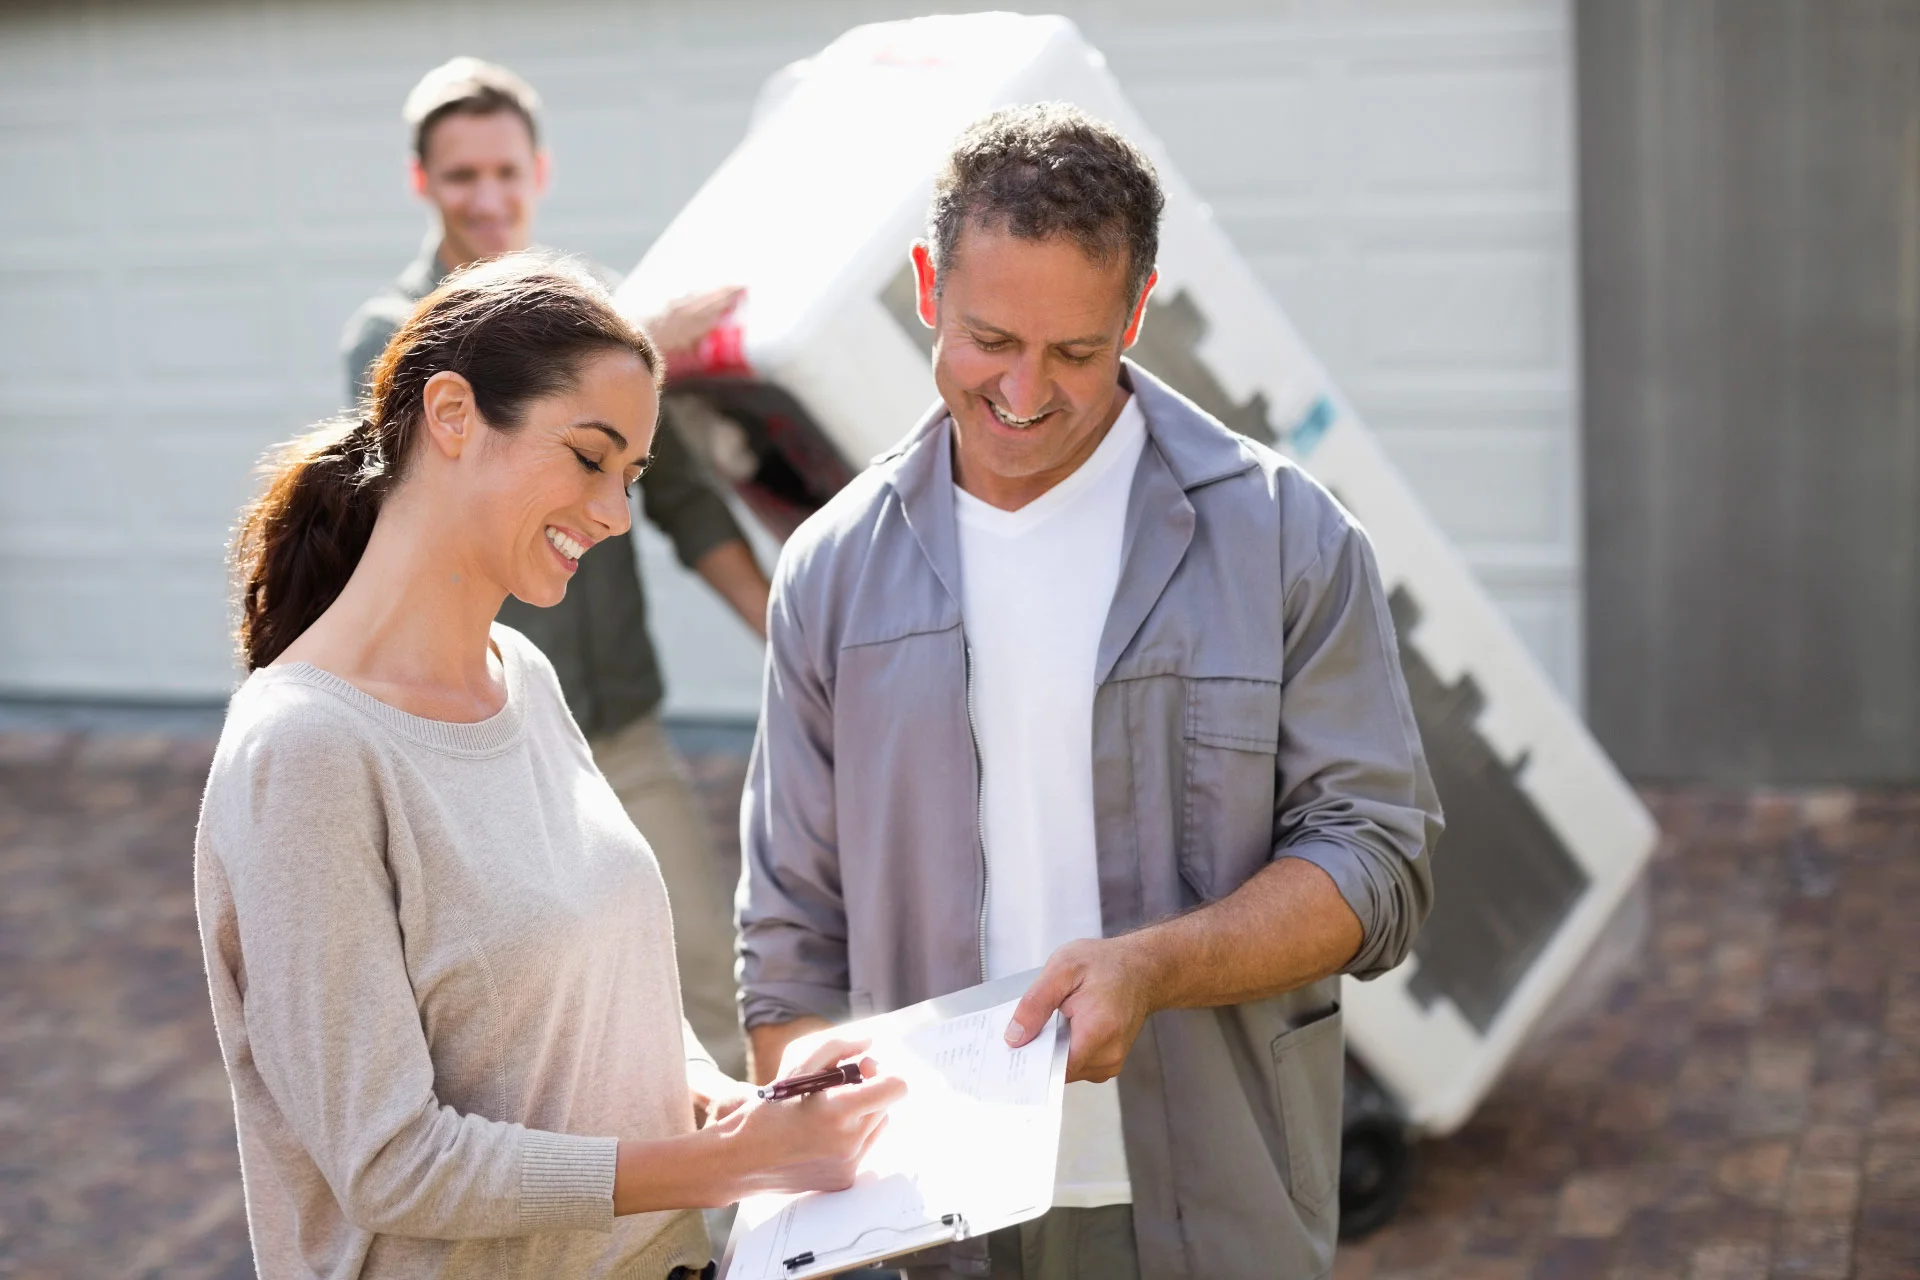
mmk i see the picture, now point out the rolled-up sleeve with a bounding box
[641,409,747,569]
[1271,477,1442,980]
[735,552,851,1029]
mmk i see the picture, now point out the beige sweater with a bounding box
[195,625,712,1279]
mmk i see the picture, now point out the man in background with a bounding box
[344,57,763,1077]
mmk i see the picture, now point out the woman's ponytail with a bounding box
[232,416,390,671]
[229,252,659,672]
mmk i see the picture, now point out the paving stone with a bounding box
[1714,1141,1793,1205]
[1690,1241,1772,1279]
[1782,1163,1861,1219]
[1771,1217,1852,1278]
[1554,1171,1637,1237]
[1865,1140,1920,1200]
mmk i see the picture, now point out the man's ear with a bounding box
[420,370,479,460]
[1121,269,1159,349]
[533,148,552,198]
[409,157,429,199]
[910,242,939,329]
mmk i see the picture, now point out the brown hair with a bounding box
[403,56,541,163]
[232,253,658,671]
[928,102,1164,306]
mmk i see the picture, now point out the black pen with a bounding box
[757,1061,864,1102]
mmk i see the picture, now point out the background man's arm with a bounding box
[737,555,852,1084]
[694,540,771,642]
[1010,493,1440,1079]
[638,286,771,637]
[638,406,770,635]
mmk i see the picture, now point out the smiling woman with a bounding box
[202,251,904,1279]
[233,252,661,674]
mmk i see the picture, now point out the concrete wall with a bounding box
[1578,0,1920,782]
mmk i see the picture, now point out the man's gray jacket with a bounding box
[738,361,1440,1278]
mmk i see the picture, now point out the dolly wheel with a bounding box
[1338,1114,1412,1240]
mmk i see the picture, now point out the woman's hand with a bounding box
[613,1034,905,1215]
[687,1059,754,1129]
[709,1034,906,1200]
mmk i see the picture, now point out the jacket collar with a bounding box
[881,360,1258,679]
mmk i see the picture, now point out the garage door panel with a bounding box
[0,125,103,241]
[544,108,681,224]
[1358,249,1564,372]
[101,7,269,86]
[0,561,139,692]
[1124,78,1319,201]
[0,271,108,382]
[111,119,274,232]
[269,4,448,73]
[0,419,121,550]
[119,273,282,381]
[1353,65,1564,196]
[1374,425,1574,548]
[281,118,422,229]
[135,421,285,550]
[124,567,242,695]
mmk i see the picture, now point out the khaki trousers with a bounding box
[900,1206,1141,1280]
[590,713,746,1080]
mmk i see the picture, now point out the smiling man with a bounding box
[341,58,767,1080]
[737,104,1442,1278]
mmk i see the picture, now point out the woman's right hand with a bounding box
[711,1034,906,1200]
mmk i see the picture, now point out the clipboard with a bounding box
[719,970,1068,1280]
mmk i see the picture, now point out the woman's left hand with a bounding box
[688,1061,754,1129]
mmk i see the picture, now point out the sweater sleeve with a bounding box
[205,707,617,1239]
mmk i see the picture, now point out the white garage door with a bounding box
[0,0,1579,716]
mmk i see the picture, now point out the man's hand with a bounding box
[1004,936,1164,1084]
[1005,860,1365,1083]
[643,284,745,375]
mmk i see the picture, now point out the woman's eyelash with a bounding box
[571,449,604,474]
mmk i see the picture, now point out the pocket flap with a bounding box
[1184,678,1282,752]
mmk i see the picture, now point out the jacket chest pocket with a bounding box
[1179,676,1282,901]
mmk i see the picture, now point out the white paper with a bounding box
[724,998,1067,1280]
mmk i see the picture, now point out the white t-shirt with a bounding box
[953,394,1147,1208]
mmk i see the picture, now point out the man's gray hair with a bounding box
[927,102,1165,306]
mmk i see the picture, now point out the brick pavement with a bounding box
[1,727,1915,1278]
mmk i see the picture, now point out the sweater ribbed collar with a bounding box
[261,625,528,757]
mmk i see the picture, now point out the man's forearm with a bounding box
[1130,857,1363,1011]
[694,539,772,640]
[746,1016,832,1085]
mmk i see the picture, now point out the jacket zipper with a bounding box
[964,640,989,982]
